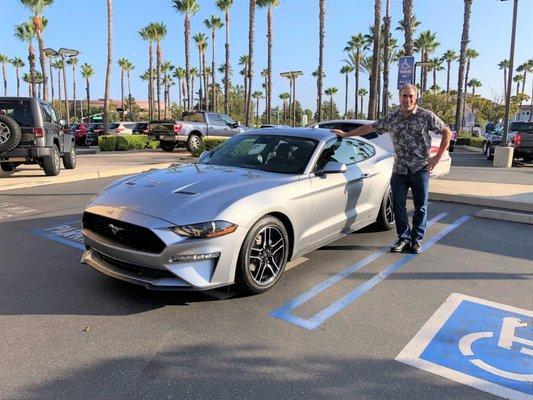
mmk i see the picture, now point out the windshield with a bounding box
[199,134,318,174]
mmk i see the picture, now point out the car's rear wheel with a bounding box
[0,115,22,153]
[63,146,76,169]
[376,187,395,230]
[237,216,289,294]
[1,162,18,173]
[42,144,61,176]
[160,141,175,152]
[186,133,203,153]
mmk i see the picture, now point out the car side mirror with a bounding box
[317,161,347,175]
[199,150,209,160]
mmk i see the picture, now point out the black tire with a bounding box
[236,216,289,294]
[0,114,22,153]
[62,145,76,169]
[1,162,18,173]
[42,144,61,176]
[376,186,395,230]
[160,141,175,152]
[186,133,203,153]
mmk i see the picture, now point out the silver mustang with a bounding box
[81,128,395,294]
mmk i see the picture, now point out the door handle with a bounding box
[360,173,369,179]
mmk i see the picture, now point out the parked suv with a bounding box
[488,121,533,161]
[0,97,76,176]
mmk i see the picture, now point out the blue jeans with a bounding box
[390,167,429,243]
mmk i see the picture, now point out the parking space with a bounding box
[0,177,532,399]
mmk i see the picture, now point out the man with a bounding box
[333,84,451,254]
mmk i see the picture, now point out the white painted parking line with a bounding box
[396,293,533,400]
[0,202,39,221]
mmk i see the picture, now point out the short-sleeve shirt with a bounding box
[372,106,447,174]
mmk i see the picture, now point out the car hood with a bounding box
[90,163,297,225]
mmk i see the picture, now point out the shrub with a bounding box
[468,137,484,148]
[203,136,228,150]
[127,134,149,150]
[146,140,160,149]
[458,130,472,138]
[98,135,117,151]
[115,136,129,151]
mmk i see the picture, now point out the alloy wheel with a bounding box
[248,226,286,286]
[0,122,10,145]
[385,189,395,225]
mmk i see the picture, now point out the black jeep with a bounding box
[0,97,76,176]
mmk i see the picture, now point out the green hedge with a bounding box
[98,135,117,151]
[98,134,153,151]
[190,136,229,157]
[456,137,484,148]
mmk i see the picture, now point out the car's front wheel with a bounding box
[237,216,289,294]
[63,146,76,169]
[42,144,61,176]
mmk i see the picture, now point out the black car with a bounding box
[0,97,76,175]
[132,122,149,134]
[488,121,533,162]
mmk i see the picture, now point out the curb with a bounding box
[455,145,483,153]
[474,209,533,225]
[428,192,532,213]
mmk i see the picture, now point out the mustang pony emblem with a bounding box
[108,224,123,235]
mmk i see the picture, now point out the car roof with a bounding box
[241,127,341,141]
[317,119,375,125]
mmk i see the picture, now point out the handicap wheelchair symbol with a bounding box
[401,60,411,70]
[459,317,533,382]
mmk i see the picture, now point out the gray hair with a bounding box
[399,84,418,96]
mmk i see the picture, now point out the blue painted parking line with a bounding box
[396,293,532,400]
[33,220,85,251]
[271,213,470,330]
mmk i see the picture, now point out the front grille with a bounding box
[94,250,175,279]
[83,212,166,254]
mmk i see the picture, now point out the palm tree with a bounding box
[344,33,369,118]
[22,73,33,96]
[151,23,167,119]
[80,63,94,117]
[216,0,233,115]
[414,30,440,93]
[401,0,415,55]
[123,60,135,119]
[340,65,353,117]
[358,88,367,118]
[442,50,458,93]
[498,59,510,97]
[252,90,263,126]
[239,55,250,110]
[0,55,8,96]
[368,0,381,119]
[462,48,479,122]
[324,87,338,120]
[317,0,325,121]
[204,15,223,112]
[66,57,78,119]
[455,0,473,133]
[52,59,62,106]
[161,61,173,117]
[257,0,279,124]
[381,0,392,115]
[10,57,25,97]
[20,0,53,101]
[467,78,481,123]
[14,22,37,97]
[190,67,200,107]
[279,92,290,124]
[140,69,153,114]
[193,32,207,109]
[34,71,43,98]
[428,57,444,91]
[139,25,156,119]
[516,62,529,94]
[103,0,112,133]
[117,58,129,120]
[513,74,522,96]
[173,67,186,108]
[246,0,256,125]
[173,0,200,111]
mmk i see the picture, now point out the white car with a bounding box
[316,119,452,178]
[108,122,138,135]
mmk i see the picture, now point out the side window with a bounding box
[219,114,236,126]
[185,112,205,123]
[349,139,375,162]
[208,113,224,125]
[48,105,58,123]
[41,105,52,123]
[318,122,341,130]
[314,139,358,171]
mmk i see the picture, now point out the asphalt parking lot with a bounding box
[1,176,532,400]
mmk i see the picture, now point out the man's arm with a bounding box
[428,126,452,171]
[332,124,375,138]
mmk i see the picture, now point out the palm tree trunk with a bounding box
[224,10,230,115]
[446,60,451,93]
[185,15,191,110]
[266,7,273,124]
[202,52,207,109]
[433,69,437,90]
[57,68,61,107]
[344,73,348,117]
[503,67,508,97]
[28,43,37,98]
[256,97,259,126]
[72,64,77,120]
[191,74,195,108]
[330,95,333,119]
[49,60,54,102]
[34,18,48,101]
[283,99,286,123]
[148,42,153,119]
[211,30,216,112]
[368,0,381,119]
[16,67,20,97]
[317,0,325,122]
[402,0,414,55]
[1,63,6,96]
[246,0,255,126]
[157,41,162,119]
[198,48,203,109]
[516,81,520,96]
[454,0,472,133]
[462,58,471,126]
[120,67,124,120]
[103,0,112,134]
[127,70,132,120]
[355,53,359,117]
[360,94,364,116]
[86,77,90,117]
[382,0,391,115]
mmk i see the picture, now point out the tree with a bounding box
[80,63,94,117]
[257,0,279,124]
[513,74,521,96]
[462,48,479,123]
[123,60,135,120]
[204,15,223,112]
[441,50,457,94]
[193,33,208,109]
[455,0,473,133]
[239,55,250,112]
[10,57,25,97]
[14,22,38,97]
[152,22,167,119]
[103,0,112,133]
[498,59,510,97]
[382,0,391,115]
[139,25,155,119]
[324,87,338,120]
[0,55,8,96]
[216,0,233,115]
[317,0,325,121]
[117,58,129,120]
[161,61,173,117]
[414,30,440,93]
[252,90,263,126]
[467,78,481,118]
[344,33,369,119]
[66,57,78,119]
[340,64,354,117]
[401,0,414,56]
[368,0,381,119]
[173,67,186,108]
[190,67,199,107]
[428,57,444,91]
[358,88,368,118]
[52,59,62,106]
[20,0,53,100]
[279,92,290,124]
[246,0,256,125]
[516,61,529,95]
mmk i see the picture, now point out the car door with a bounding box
[219,114,240,136]
[303,138,372,249]
[205,113,226,136]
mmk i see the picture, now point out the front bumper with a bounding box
[81,205,248,290]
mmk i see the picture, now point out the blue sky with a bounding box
[1,0,532,112]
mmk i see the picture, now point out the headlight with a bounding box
[170,220,237,238]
